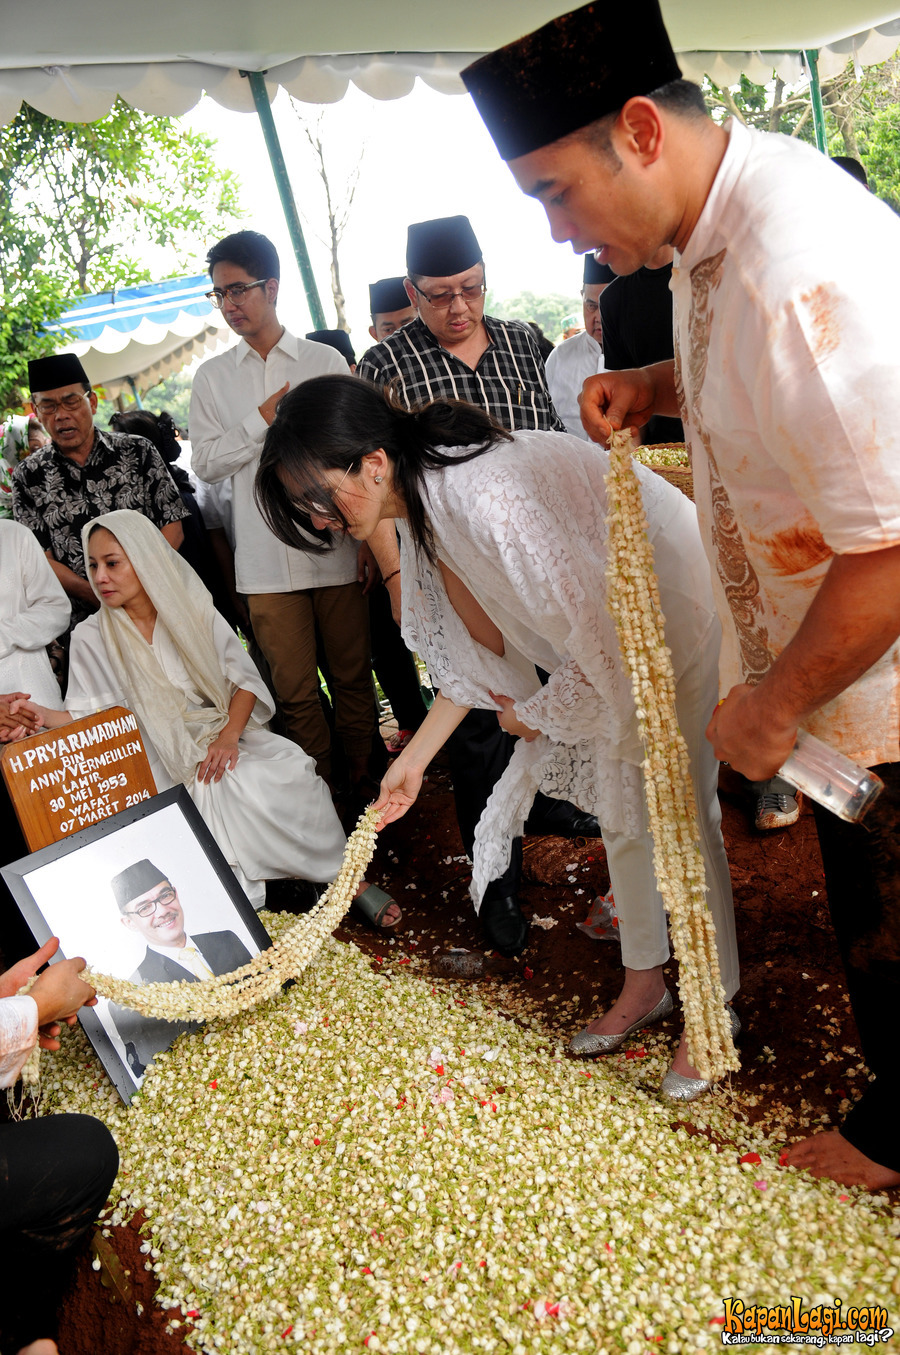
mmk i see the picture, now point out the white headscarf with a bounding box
[81,510,260,785]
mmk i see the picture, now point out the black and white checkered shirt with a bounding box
[357,315,565,433]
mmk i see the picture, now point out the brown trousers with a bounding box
[248,583,374,785]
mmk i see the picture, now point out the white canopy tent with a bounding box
[4,0,900,329]
[2,1,900,124]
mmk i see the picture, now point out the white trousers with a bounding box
[602,622,740,1000]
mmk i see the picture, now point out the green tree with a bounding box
[1,100,243,293]
[0,99,243,406]
[0,275,71,411]
[491,290,581,338]
[141,370,194,432]
[703,53,900,211]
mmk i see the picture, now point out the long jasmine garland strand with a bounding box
[87,808,380,1023]
[605,428,737,1081]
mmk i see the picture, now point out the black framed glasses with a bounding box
[125,885,177,919]
[33,391,91,417]
[409,281,487,310]
[205,279,269,309]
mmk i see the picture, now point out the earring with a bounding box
[374,475,383,483]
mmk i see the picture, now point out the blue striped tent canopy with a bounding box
[45,274,233,396]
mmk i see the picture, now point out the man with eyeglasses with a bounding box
[11,353,187,633]
[358,216,564,431]
[358,217,599,959]
[108,857,253,1078]
[191,231,378,797]
[545,253,613,440]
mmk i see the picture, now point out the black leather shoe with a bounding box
[526,808,602,839]
[481,894,529,957]
[565,810,602,838]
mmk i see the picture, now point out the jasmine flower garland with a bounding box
[35,934,899,1353]
[87,807,380,1022]
[605,428,738,1082]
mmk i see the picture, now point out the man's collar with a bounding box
[146,932,196,958]
[235,325,295,364]
[411,313,494,354]
[49,426,101,464]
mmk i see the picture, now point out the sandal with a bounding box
[352,883,402,931]
[385,728,415,755]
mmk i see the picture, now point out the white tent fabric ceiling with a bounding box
[2,0,900,126]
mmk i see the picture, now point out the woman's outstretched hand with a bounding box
[373,754,424,828]
[198,733,240,784]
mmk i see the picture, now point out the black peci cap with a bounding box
[369,277,412,317]
[406,216,483,278]
[112,859,167,911]
[461,0,681,162]
[28,352,90,394]
[306,329,356,368]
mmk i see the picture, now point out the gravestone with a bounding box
[1,705,157,851]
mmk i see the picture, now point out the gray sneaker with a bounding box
[754,789,800,830]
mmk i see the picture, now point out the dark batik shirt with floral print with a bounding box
[11,428,188,625]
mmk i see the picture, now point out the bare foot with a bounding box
[584,966,666,1037]
[18,1341,59,1355]
[786,1131,900,1190]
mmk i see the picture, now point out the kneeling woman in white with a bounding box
[257,375,739,1098]
[22,509,390,918]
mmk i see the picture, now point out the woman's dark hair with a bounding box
[109,409,182,465]
[255,374,511,563]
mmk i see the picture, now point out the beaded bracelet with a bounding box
[382,568,401,586]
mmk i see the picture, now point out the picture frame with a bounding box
[1,785,272,1103]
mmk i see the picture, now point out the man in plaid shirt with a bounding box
[357,216,564,432]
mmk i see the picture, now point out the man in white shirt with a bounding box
[462,0,900,1190]
[544,253,611,439]
[190,232,375,790]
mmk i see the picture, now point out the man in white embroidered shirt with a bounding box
[462,0,900,1190]
[190,231,375,791]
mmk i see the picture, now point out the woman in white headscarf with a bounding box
[15,509,398,925]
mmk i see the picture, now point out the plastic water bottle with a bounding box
[778,730,883,823]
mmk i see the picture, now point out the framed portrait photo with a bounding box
[1,786,272,1103]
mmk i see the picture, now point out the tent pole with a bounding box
[804,49,828,153]
[242,70,327,330]
[127,376,144,409]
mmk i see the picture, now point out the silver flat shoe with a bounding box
[568,988,674,1056]
[660,1005,742,1102]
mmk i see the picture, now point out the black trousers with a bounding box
[812,760,900,1170]
[368,585,428,734]
[0,1114,119,1352]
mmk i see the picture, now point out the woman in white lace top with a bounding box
[256,374,739,1099]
